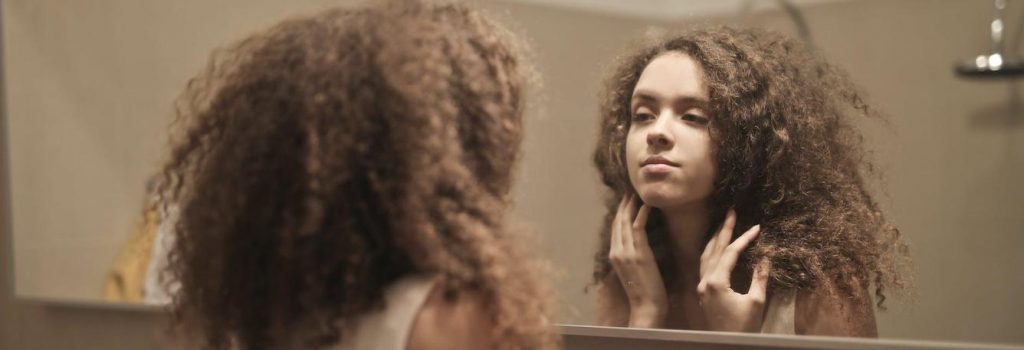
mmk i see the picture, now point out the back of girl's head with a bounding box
[158,1,554,349]
[594,26,908,307]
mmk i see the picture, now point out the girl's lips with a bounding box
[642,155,680,167]
[641,163,676,174]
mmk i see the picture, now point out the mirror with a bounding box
[4,0,1022,346]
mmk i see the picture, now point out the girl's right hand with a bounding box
[609,194,668,328]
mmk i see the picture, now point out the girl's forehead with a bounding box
[633,53,709,102]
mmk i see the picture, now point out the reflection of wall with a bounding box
[492,2,670,326]
[738,1,1024,344]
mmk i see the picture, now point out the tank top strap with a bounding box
[323,273,438,350]
[760,289,797,334]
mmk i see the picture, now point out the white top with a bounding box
[143,204,178,305]
[760,289,797,334]
[282,274,438,350]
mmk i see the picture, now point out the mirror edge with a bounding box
[557,325,1024,350]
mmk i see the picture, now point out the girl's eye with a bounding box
[632,112,655,122]
[682,113,709,125]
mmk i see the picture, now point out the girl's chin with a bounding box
[636,184,710,210]
[637,189,684,208]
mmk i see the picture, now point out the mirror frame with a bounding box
[559,325,1024,350]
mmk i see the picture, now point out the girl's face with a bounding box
[625,52,717,210]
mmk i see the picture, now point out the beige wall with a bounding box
[500,2,656,325]
[3,0,1024,349]
[742,1,1024,344]
[1,2,163,348]
[0,37,162,349]
[3,0,353,303]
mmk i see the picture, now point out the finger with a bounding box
[729,224,762,253]
[747,258,770,301]
[700,218,724,275]
[617,194,630,214]
[619,196,635,253]
[711,224,761,280]
[632,204,652,245]
[626,193,639,222]
[610,221,621,253]
[611,196,629,252]
[714,209,738,255]
[701,228,717,261]
[700,228,718,276]
[622,194,640,250]
[704,209,737,265]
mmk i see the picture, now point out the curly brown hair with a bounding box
[593,26,910,308]
[155,1,555,349]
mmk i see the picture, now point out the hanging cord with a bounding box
[734,0,815,47]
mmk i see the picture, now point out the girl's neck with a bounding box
[660,201,712,281]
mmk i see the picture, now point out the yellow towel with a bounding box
[103,208,159,302]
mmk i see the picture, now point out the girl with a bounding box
[593,27,909,336]
[157,1,556,349]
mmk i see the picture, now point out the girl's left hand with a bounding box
[697,209,770,332]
